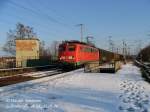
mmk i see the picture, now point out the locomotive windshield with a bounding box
[68,45,76,51]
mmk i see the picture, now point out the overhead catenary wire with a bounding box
[26,0,77,37]
[7,0,79,40]
[2,1,68,38]
[1,0,94,43]
[8,0,74,30]
[36,0,78,29]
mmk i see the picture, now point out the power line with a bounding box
[26,0,77,37]
[108,36,114,52]
[0,12,58,39]
[8,0,70,29]
[8,0,80,40]
[4,0,94,44]
[33,0,75,29]
[6,1,70,38]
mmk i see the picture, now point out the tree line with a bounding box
[138,45,150,62]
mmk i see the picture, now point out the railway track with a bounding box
[0,65,58,77]
[0,69,83,95]
[0,68,63,78]
[0,66,65,87]
[22,69,63,78]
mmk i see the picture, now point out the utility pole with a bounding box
[116,48,119,54]
[108,36,114,52]
[77,24,84,42]
[127,47,130,56]
[122,40,127,63]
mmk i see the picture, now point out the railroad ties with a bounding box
[0,63,66,87]
[0,68,63,87]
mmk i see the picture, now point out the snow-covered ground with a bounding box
[0,64,150,112]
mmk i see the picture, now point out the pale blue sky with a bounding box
[0,0,150,53]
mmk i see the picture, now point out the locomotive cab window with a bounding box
[68,45,76,51]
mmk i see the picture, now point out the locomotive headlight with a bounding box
[68,56,74,59]
[60,56,65,60]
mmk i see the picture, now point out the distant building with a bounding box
[16,38,40,67]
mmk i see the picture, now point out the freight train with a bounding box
[58,40,123,67]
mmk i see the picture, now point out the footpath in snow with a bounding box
[0,63,150,112]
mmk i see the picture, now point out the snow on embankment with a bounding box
[117,64,150,112]
[0,64,150,112]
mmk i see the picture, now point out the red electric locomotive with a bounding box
[58,40,99,66]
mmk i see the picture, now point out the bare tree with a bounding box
[3,23,36,55]
[16,23,36,38]
[3,30,16,55]
[39,41,46,56]
[39,40,52,58]
[50,41,60,59]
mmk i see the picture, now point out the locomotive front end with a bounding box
[58,42,76,64]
